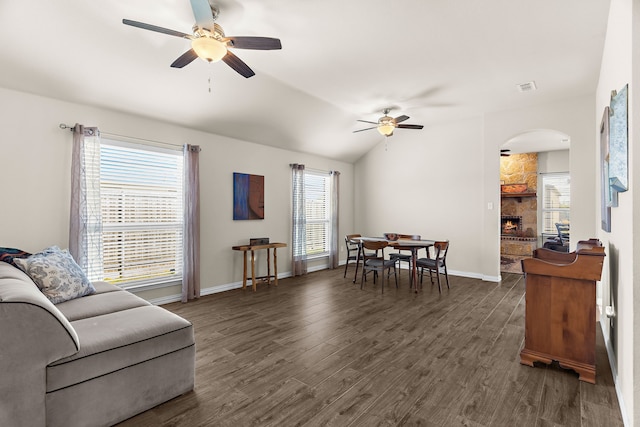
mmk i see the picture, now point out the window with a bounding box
[541,173,570,234]
[94,139,184,287]
[305,171,331,257]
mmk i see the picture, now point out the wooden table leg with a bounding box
[267,248,271,286]
[251,250,256,292]
[274,248,279,286]
[411,247,419,293]
[242,250,248,290]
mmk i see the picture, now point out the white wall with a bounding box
[355,117,488,279]
[596,0,635,424]
[483,95,596,281]
[538,149,570,173]
[0,87,355,301]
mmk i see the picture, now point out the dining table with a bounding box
[350,236,435,293]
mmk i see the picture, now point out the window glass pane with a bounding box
[99,140,183,286]
[541,173,570,234]
[305,172,330,256]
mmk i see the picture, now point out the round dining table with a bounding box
[350,237,435,293]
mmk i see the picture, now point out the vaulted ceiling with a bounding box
[0,0,610,162]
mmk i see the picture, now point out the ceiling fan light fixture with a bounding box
[192,36,227,62]
[377,116,396,136]
[377,124,395,136]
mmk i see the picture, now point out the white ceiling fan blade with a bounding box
[190,0,215,30]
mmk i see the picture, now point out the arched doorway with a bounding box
[499,129,570,274]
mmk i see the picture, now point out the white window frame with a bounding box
[540,172,570,235]
[93,138,184,290]
[304,170,331,258]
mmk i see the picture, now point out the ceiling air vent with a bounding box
[516,81,537,92]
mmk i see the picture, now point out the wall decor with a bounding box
[600,106,611,232]
[233,173,264,220]
[608,84,629,206]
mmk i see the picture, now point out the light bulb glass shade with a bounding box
[377,125,395,136]
[192,37,227,62]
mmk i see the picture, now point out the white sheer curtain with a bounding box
[328,170,340,269]
[182,144,201,302]
[291,163,307,276]
[69,124,103,280]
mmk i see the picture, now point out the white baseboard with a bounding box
[600,322,629,426]
[149,265,500,305]
[148,272,293,305]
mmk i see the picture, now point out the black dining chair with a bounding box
[387,233,421,276]
[416,240,450,293]
[343,234,377,278]
[361,240,397,293]
[343,234,361,278]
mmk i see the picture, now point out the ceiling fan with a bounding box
[122,0,282,78]
[353,108,424,137]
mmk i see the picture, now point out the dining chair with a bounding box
[416,240,450,293]
[343,234,377,278]
[388,234,421,275]
[361,240,397,293]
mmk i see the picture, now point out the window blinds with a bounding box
[541,173,570,234]
[99,141,183,286]
[305,171,330,256]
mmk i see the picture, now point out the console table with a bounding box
[520,239,605,383]
[232,242,287,291]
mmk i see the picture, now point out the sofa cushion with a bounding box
[0,247,31,268]
[92,281,123,294]
[14,246,95,304]
[55,289,150,322]
[0,262,79,350]
[46,305,194,393]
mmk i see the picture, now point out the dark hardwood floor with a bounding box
[117,268,623,427]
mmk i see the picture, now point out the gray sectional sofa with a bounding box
[0,261,195,427]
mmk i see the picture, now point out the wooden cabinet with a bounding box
[519,239,605,383]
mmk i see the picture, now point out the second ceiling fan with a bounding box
[122,0,282,78]
[354,108,424,137]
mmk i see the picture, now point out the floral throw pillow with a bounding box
[14,246,96,304]
[0,247,32,268]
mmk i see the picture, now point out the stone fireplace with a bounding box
[500,153,538,258]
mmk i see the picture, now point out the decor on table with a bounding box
[233,172,264,220]
[250,237,270,245]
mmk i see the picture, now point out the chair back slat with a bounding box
[362,240,389,251]
[433,240,449,261]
